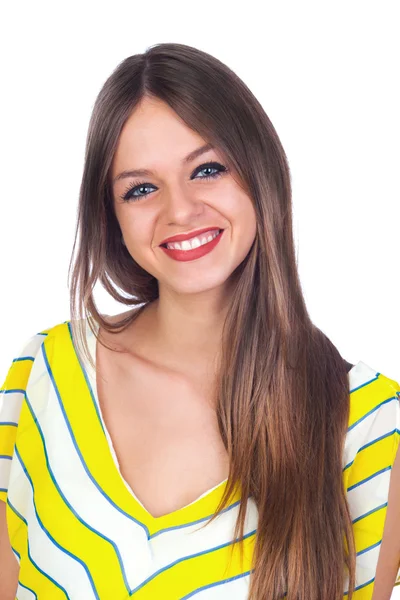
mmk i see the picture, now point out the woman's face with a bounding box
[111,96,257,296]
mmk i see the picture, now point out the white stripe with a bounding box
[347,466,391,519]
[8,452,97,600]
[150,498,258,573]
[12,548,20,564]
[354,543,381,589]
[342,542,381,594]
[25,348,152,591]
[0,455,12,490]
[0,390,24,422]
[15,334,46,362]
[16,582,37,600]
[348,362,378,392]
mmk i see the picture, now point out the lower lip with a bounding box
[159,229,224,262]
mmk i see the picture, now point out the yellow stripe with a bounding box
[6,501,68,599]
[0,424,18,456]
[0,490,6,503]
[0,356,35,391]
[133,530,255,599]
[348,373,398,430]
[347,430,399,489]
[15,398,130,599]
[352,503,386,554]
[350,579,374,599]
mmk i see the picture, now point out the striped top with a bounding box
[0,317,399,600]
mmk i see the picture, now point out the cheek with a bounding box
[228,193,257,245]
[118,209,154,246]
[120,214,161,273]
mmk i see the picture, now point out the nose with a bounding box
[163,182,205,223]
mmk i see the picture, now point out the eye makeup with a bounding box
[120,161,229,203]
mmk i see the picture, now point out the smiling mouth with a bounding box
[159,229,224,249]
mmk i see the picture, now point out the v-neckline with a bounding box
[79,317,363,527]
[81,316,234,525]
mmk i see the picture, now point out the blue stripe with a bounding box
[358,428,399,453]
[0,389,26,395]
[0,454,12,460]
[13,446,99,600]
[344,576,375,595]
[180,569,253,599]
[343,428,400,471]
[12,356,35,363]
[22,392,133,595]
[347,465,391,492]
[17,580,38,599]
[0,421,18,427]
[149,500,242,539]
[357,538,382,556]
[7,498,69,599]
[349,372,379,395]
[352,502,387,524]
[347,396,398,432]
[129,528,257,595]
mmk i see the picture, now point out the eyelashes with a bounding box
[120,161,229,203]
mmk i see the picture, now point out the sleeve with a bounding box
[0,332,45,503]
[345,372,400,593]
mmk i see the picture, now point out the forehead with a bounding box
[111,97,208,176]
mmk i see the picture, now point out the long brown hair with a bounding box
[68,42,356,599]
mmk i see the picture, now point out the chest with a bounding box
[95,345,229,519]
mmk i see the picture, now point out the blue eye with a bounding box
[120,161,229,203]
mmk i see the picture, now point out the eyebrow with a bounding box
[112,142,215,186]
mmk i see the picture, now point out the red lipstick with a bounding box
[159,228,225,262]
[159,227,223,246]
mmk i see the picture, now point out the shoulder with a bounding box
[0,319,70,503]
[347,361,399,426]
[0,318,82,394]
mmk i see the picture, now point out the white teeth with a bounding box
[166,230,220,251]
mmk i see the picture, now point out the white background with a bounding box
[0,1,399,596]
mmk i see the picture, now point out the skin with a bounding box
[111,95,258,380]
[0,501,19,599]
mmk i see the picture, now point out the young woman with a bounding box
[1,43,399,600]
